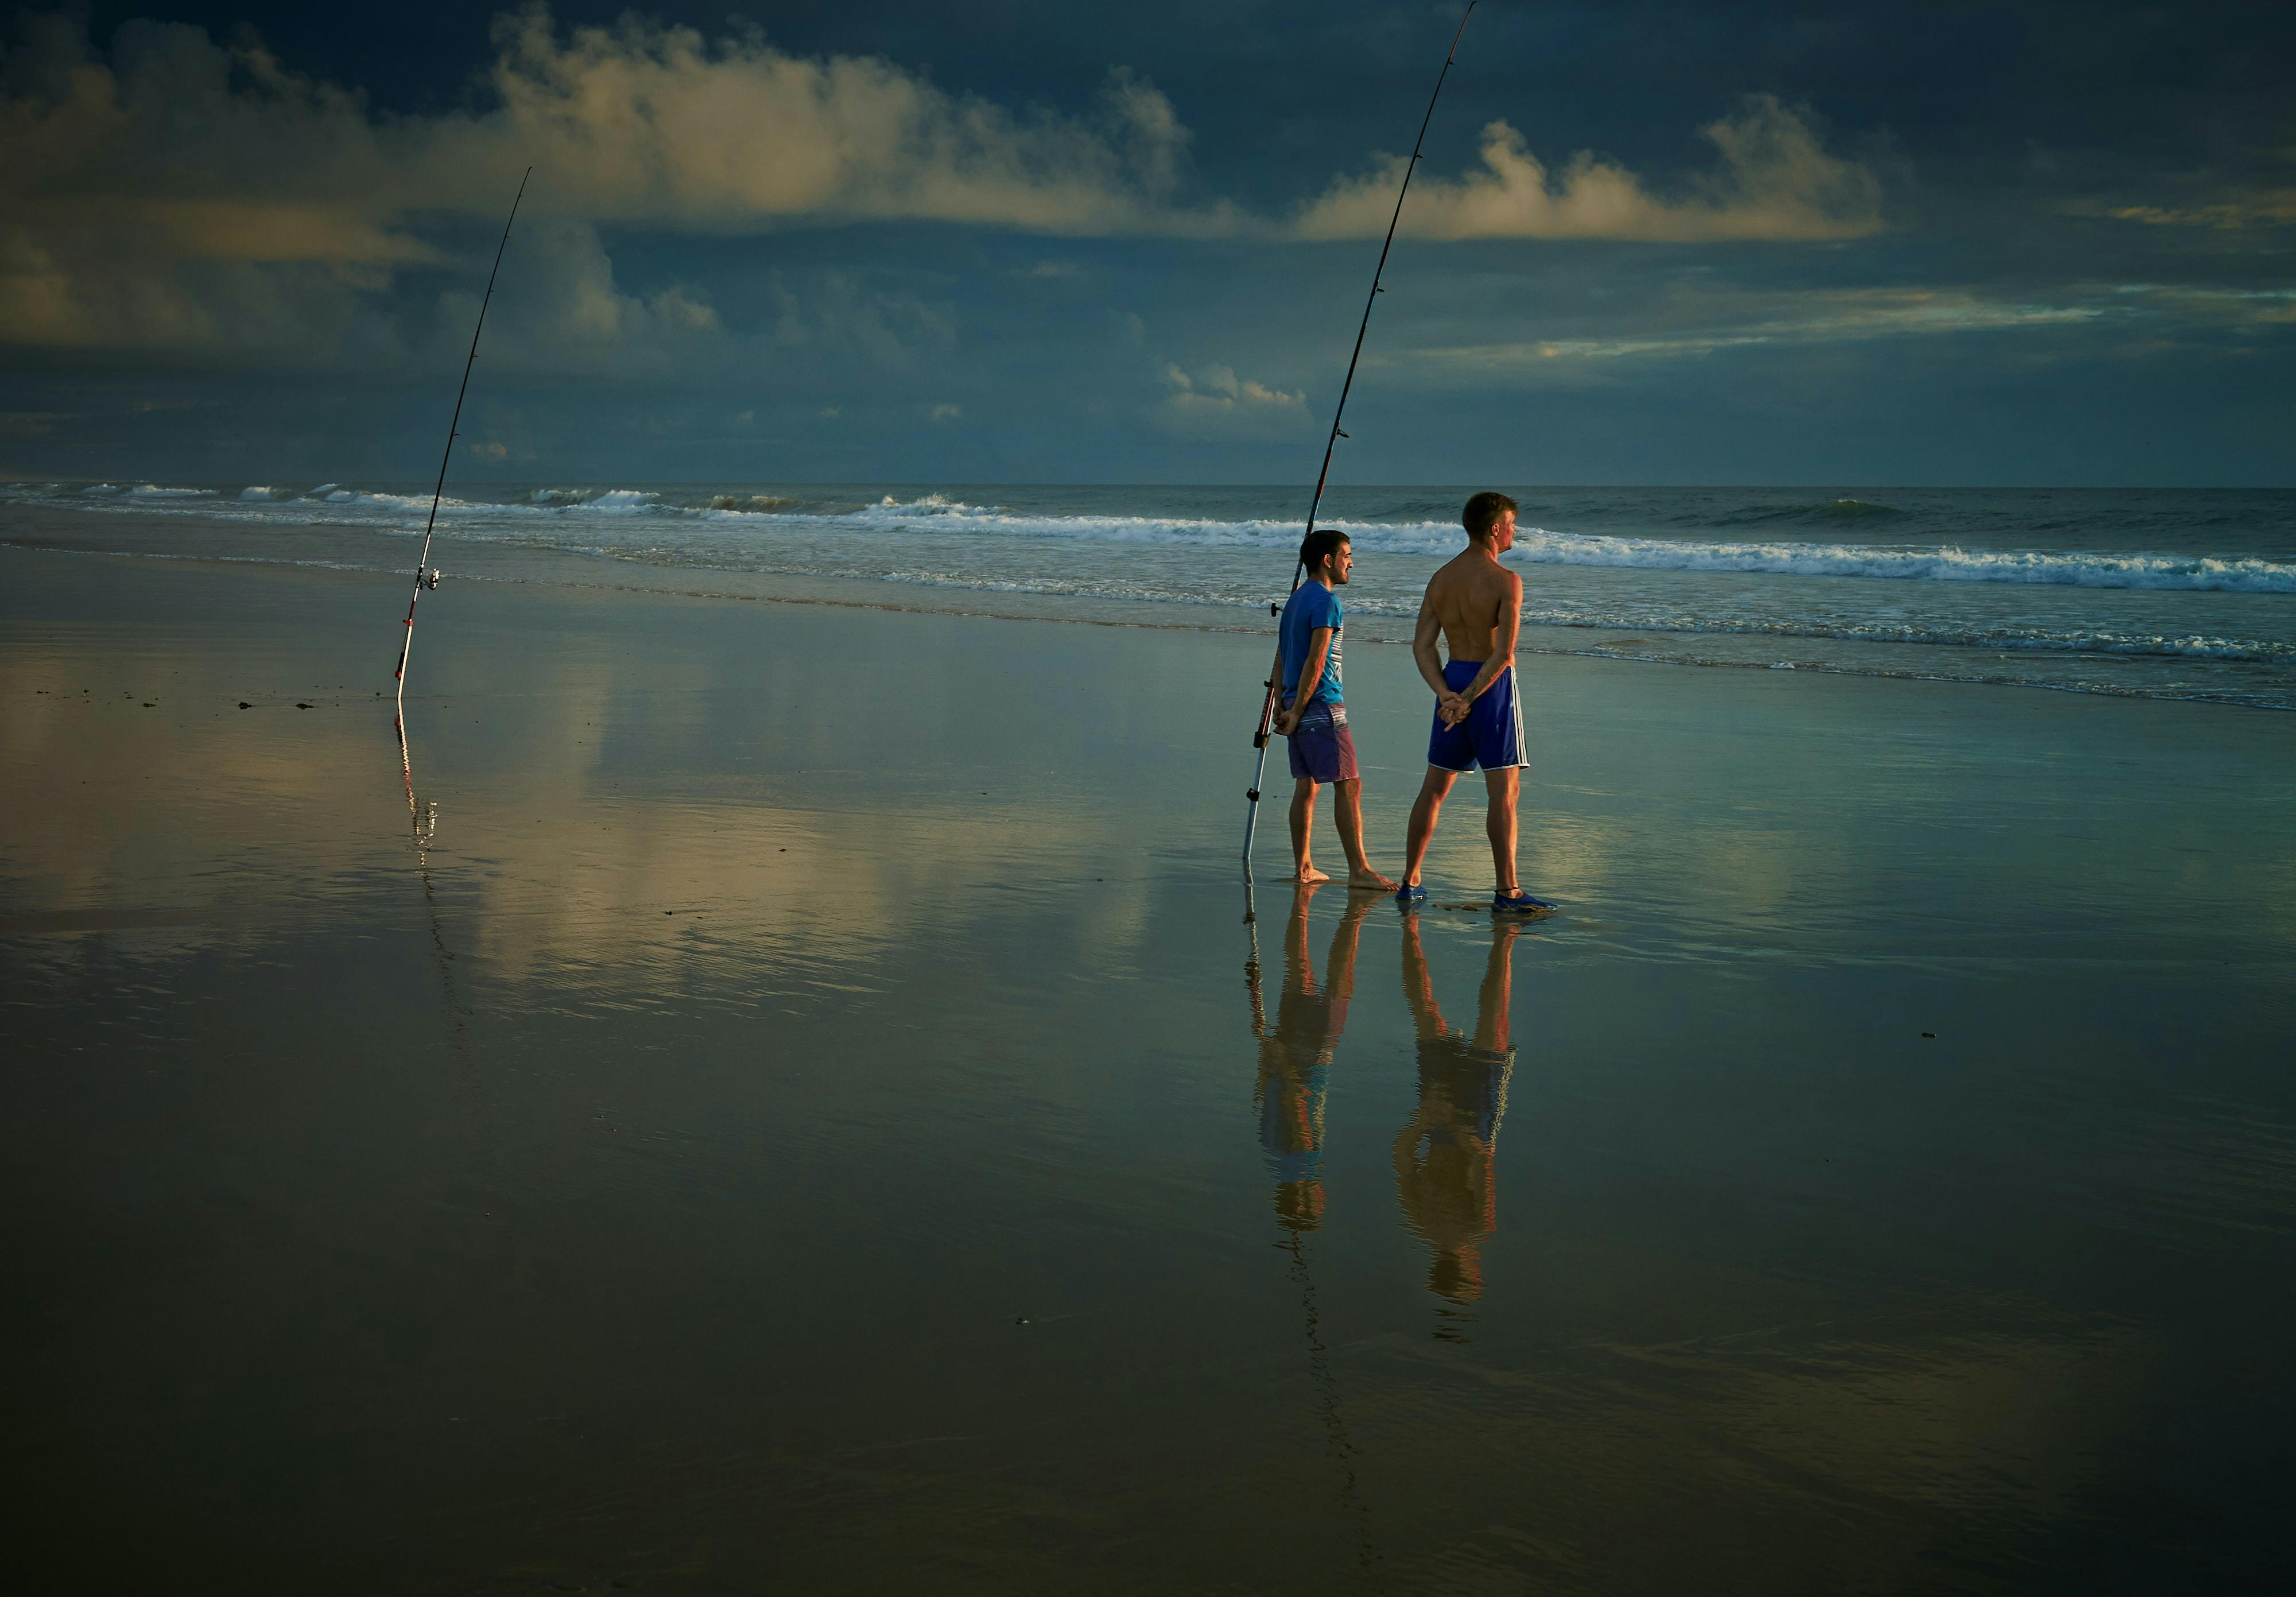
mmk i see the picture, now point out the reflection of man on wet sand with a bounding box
[1394,917,1520,1305]
[1251,885,1375,1232]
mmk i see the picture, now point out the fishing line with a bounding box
[393,167,533,728]
[1242,5,1476,876]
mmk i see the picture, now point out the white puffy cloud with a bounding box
[1293,96,1884,242]
[461,10,1221,233]
[0,6,1895,371]
[0,6,1223,356]
[0,6,1220,253]
[1158,362,1308,437]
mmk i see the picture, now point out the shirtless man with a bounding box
[1395,492,1554,913]
[1394,915,1521,1307]
[1272,529,1394,890]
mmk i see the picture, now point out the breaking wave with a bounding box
[6,481,2294,593]
[530,487,659,509]
[1507,529,2296,593]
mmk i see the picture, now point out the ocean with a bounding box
[5,480,2293,710]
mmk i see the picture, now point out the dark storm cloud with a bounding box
[3,1,2291,483]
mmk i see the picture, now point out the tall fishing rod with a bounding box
[393,166,532,728]
[1241,4,1475,877]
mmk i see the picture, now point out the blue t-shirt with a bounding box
[1279,582,1344,706]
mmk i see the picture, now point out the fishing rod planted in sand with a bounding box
[393,166,532,728]
[1240,5,1475,877]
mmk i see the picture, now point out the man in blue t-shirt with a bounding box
[1273,529,1395,890]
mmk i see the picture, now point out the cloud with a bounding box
[0,6,1227,358]
[2082,193,2296,229]
[0,6,1224,250]
[767,271,956,366]
[463,219,723,378]
[1294,97,1884,242]
[1403,280,2296,388]
[1158,362,1308,437]
[0,6,1896,375]
[1410,288,2109,371]
[467,9,1230,234]
[2109,284,2296,327]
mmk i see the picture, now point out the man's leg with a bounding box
[1402,767,1459,887]
[1290,776,1328,883]
[1484,766,1520,893]
[1330,778,1395,891]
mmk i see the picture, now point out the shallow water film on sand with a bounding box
[7,480,2296,708]
[3,544,2294,1592]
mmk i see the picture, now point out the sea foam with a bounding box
[1506,529,2296,594]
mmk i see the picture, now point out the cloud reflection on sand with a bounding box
[0,641,1153,999]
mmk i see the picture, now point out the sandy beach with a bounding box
[5,541,2293,1592]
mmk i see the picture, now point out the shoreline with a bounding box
[9,534,2291,715]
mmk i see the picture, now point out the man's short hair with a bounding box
[1300,528,1350,574]
[1463,491,1518,538]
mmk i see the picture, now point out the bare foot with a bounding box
[1347,867,1397,891]
[1293,864,1331,883]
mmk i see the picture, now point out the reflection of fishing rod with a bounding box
[393,168,532,728]
[399,714,439,850]
[1283,1230,1378,1577]
[1240,5,1476,877]
[1244,881,1266,1033]
[398,716,467,1049]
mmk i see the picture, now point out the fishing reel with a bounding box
[424,567,442,590]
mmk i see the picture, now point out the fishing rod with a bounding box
[393,166,533,728]
[1241,4,1476,877]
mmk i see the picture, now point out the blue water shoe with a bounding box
[1492,888,1558,915]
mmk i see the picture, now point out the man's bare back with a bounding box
[1424,546,1518,668]
[1415,507,1523,728]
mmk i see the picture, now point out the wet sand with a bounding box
[4,543,2293,1593]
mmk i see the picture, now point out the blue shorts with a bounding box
[1285,698,1359,785]
[1427,661,1526,773]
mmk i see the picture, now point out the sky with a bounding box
[2,1,2291,485]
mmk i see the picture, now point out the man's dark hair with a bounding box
[1300,528,1350,575]
[1463,491,1518,538]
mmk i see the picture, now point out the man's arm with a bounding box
[1451,571,1523,707]
[1411,592,1449,698]
[1413,584,1472,726]
[1274,626,1332,734]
